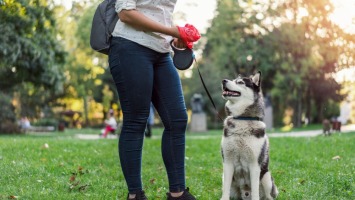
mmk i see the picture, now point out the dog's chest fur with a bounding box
[222,116,266,166]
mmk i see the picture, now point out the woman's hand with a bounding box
[172,38,187,49]
[176,24,201,49]
[119,10,200,49]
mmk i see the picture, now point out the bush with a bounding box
[0,120,21,134]
[0,92,16,120]
[32,118,59,128]
[0,92,19,134]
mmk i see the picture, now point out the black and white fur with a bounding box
[220,71,278,200]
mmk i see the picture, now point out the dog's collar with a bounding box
[233,116,262,121]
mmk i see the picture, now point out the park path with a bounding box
[268,124,355,138]
[75,124,355,140]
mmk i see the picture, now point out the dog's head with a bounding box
[222,71,263,117]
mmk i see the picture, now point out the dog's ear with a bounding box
[252,71,261,87]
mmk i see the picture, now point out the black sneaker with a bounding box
[166,188,196,200]
[127,190,148,200]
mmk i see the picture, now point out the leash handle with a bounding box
[195,58,223,121]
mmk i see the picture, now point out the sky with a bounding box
[330,0,355,33]
[53,0,216,33]
[174,0,216,33]
[54,0,354,79]
[54,0,355,34]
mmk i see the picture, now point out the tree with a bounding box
[53,1,119,126]
[0,0,66,92]
[0,0,66,132]
[191,0,353,127]
[189,0,279,125]
[270,0,351,125]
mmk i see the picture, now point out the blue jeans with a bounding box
[109,37,188,193]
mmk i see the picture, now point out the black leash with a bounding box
[171,43,223,121]
[194,58,224,121]
[233,116,262,121]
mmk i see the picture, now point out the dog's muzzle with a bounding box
[222,79,241,97]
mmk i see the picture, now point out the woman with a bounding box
[109,0,200,199]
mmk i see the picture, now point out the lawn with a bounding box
[0,129,354,200]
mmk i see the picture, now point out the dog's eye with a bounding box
[236,81,244,84]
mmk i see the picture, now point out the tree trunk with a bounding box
[296,87,303,127]
[83,96,89,127]
[314,100,324,123]
[305,87,312,124]
[292,88,303,128]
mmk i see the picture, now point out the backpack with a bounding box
[90,0,119,55]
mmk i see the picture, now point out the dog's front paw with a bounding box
[220,196,229,200]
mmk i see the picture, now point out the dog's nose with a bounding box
[222,79,228,85]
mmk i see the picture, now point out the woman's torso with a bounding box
[112,0,177,53]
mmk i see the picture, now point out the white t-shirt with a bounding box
[113,0,177,53]
[105,117,118,129]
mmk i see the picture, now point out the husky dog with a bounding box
[220,71,278,200]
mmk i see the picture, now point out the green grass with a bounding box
[0,129,354,199]
[271,124,323,133]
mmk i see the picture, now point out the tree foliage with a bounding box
[53,1,119,126]
[192,0,354,127]
[0,0,66,92]
[269,0,352,126]
[0,0,66,132]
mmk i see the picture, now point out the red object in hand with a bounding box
[177,24,201,49]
